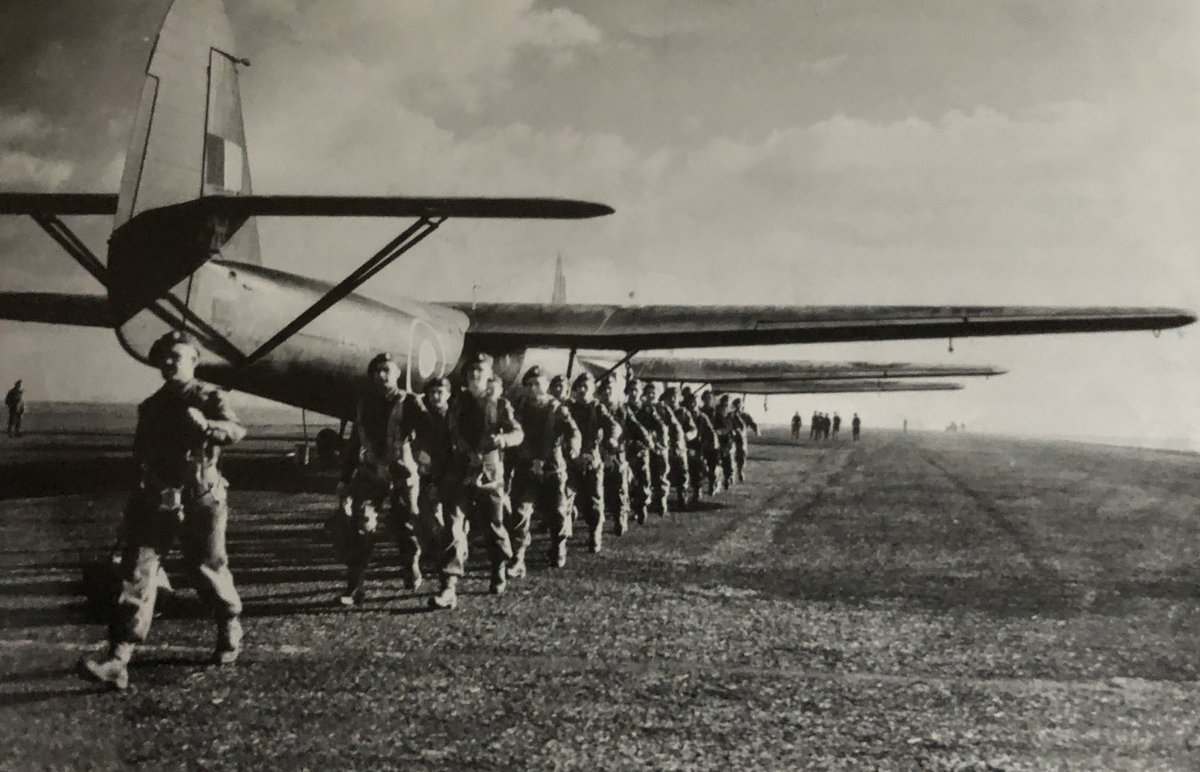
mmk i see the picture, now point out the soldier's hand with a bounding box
[185,407,210,437]
[335,482,353,516]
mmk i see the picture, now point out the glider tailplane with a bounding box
[107,0,261,365]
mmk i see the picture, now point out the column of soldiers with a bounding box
[331,355,766,611]
[79,340,763,690]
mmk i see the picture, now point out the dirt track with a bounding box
[1,427,1197,770]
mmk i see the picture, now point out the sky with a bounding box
[0,0,1197,446]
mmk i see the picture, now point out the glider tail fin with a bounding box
[109,0,260,362]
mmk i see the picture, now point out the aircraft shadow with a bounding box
[0,455,334,499]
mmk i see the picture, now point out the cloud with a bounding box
[241,0,601,113]
[0,150,73,188]
[0,108,52,144]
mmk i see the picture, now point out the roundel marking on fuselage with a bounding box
[406,318,446,391]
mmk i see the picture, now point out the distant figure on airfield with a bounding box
[79,331,247,690]
[903,419,908,434]
[832,413,841,438]
[810,411,819,440]
[5,379,24,437]
[852,413,861,441]
[791,411,802,440]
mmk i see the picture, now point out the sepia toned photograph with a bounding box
[1,1,1197,768]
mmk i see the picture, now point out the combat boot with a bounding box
[428,576,458,610]
[614,515,627,537]
[506,549,527,579]
[338,585,366,607]
[79,642,133,691]
[489,565,507,595]
[214,617,243,666]
[589,533,603,554]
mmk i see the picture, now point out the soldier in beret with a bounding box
[79,331,246,690]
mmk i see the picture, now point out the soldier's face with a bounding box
[465,364,491,395]
[641,389,657,404]
[597,385,612,403]
[549,382,564,399]
[702,394,712,407]
[370,362,400,394]
[525,377,546,400]
[426,384,450,410]
[573,381,594,403]
[159,343,198,383]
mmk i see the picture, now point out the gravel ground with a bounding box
[1,427,1197,770]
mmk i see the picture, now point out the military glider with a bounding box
[0,0,1192,419]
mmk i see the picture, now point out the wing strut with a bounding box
[30,214,109,289]
[243,216,446,365]
[598,349,640,381]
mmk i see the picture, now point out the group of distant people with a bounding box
[79,331,765,690]
[790,411,861,442]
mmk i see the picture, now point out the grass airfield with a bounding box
[0,410,1197,770]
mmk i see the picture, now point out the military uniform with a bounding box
[659,388,693,511]
[567,373,620,552]
[714,396,737,488]
[335,359,421,603]
[699,393,724,495]
[511,367,580,570]
[410,379,455,574]
[623,381,654,524]
[635,384,672,515]
[81,332,246,689]
[599,378,648,535]
[438,363,524,598]
[730,400,759,483]
[682,390,717,503]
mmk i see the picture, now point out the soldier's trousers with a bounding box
[438,481,511,577]
[627,448,651,522]
[416,473,450,564]
[734,438,748,481]
[388,468,421,571]
[648,449,670,515]
[719,442,735,487]
[332,474,389,594]
[511,464,571,554]
[703,447,721,495]
[668,451,690,509]
[111,485,241,645]
[686,448,706,503]
[5,411,20,436]
[570,462,605,547]
[603,455,630,533]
